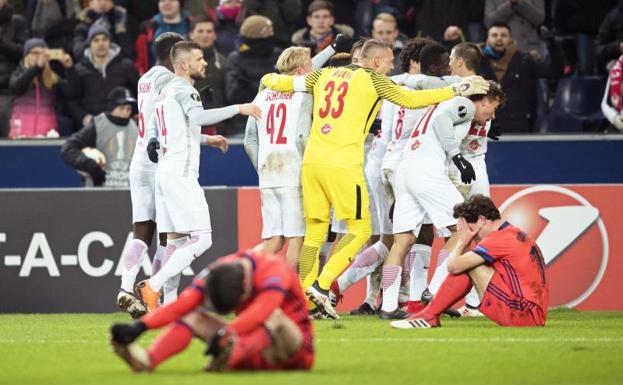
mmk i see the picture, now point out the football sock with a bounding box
[337,240,388,292]
[317,217,372,290]
[162,273,181,304]
[380,265,402,312]
[148,321,193,369]
[465,287,481,308]
[299,218,327,290]
[227,327,273,369]
[120,239,148,292]
[409,244,431,301]
[150,245,166,277]
[428,248,451,295]
[149,231,212,292]
[364,267,382,307]
[422,272,472,317]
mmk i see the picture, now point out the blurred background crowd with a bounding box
[1,0,623,140]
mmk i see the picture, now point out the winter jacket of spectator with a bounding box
[243,0,303,48]
[67,44,139,128]
[0,4,27,94]
[114,0,159,41]
[134,12,192,74]
[412,0,475,42]
[552,0,617,35]
[292,24,354,55]
[225,41,282,134]
[72,6,134,60]
[8,61,79,137]
[484,0,545,54]
[28,0,80,52]
[195,46,229,110]
[60,112,138,187]
[215,17,240,56]
[479,41,554,133]
[596,4,623,68]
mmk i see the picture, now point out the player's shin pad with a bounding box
[317,217,372,290]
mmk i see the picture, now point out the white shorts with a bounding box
[392,161,464,236]
[155,171,212,234]
[367,163,392,235]
[129,167,156,223]
[449,155,490,198]
[260,187,305,238]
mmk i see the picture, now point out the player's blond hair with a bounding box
[276,46,311,75]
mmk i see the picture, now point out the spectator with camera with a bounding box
[73,0,133,60]
[61,87,138,187]
[67,25,139,132]
[0,0,27,137]
[8,38,78,138]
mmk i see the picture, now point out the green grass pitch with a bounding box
[0,309,622,385]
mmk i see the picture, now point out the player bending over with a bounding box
[391,194,549,328]
[110,250,313,372]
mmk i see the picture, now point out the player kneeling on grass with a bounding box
[110,250,314,372]
[391,195,549,329]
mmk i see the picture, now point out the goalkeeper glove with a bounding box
[110,321,147,345]
[452,154,476,184]
[452,76,489,97]
[146,137,160,163]
[332,34,352,53]
[487,122,502,141]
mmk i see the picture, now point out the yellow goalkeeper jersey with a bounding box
[261,64,455,172]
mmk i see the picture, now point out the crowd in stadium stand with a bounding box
[1,0,623,139]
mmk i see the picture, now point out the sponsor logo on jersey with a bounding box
[499,185,608,308]
[411,139,421,150]
[321,123,332,135]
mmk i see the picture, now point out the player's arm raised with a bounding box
[371,72,489,109]
[260,67,324,93]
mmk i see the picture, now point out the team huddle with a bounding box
[109,32,549,373]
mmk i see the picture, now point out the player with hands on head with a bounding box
[110,250,313,372]
[391,194,549,329]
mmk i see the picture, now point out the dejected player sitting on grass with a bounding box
[392,194,549,329]
[109,251,313,372]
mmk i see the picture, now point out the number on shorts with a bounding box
[266,103,287,144]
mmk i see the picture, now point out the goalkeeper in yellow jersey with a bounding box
[261,39,489,319]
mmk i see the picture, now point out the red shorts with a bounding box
[229,346,314,371]
[480,271,546,327]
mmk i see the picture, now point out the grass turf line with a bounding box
[0,309,621,385]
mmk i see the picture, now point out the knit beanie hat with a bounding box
[23,38,47,56]
[87,24,111,44]
[240,15,273,39]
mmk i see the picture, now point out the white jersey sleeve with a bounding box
[131,66,174,172]
[253,89,307,188]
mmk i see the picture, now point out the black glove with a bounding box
[110,321,147,345]
[90,166,106,186]
[487,122,502,141]
[369,118,382,136]
[332,34,352,53]
[452,154,476,184]
[205,327,233,357]
[146,137,160,163]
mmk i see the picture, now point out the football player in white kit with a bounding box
[404,43,501,315]
[135,41,261,312]
[380,81,504,321]
[117,32,184,318]
[244,44,340,268]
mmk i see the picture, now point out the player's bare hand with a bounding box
[206,135,229,153]
[457,217,478,245]
[452,76,489,97]
[238,103,262,120]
